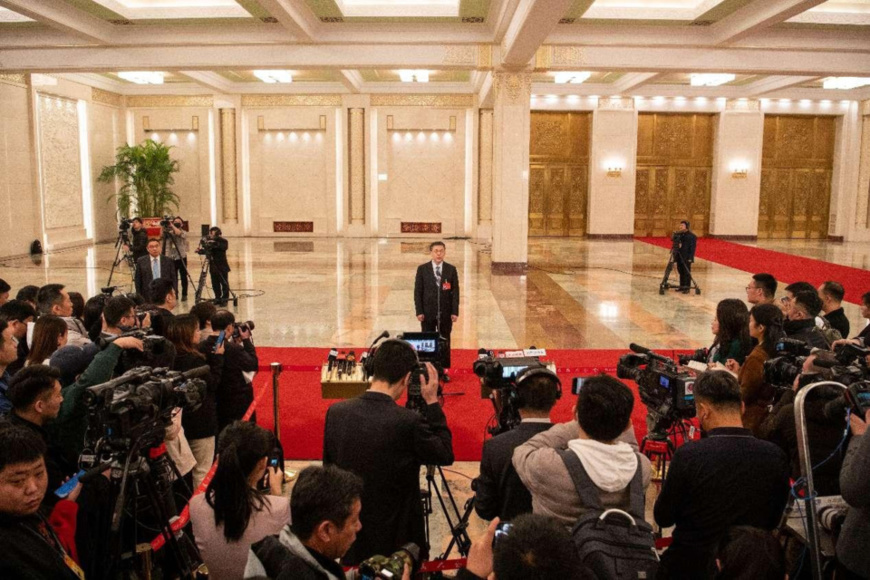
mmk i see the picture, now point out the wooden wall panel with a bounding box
[634,113,713,237]
[759,115,835,239]
[529,112,590,237]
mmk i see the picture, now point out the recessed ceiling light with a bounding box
[253,70,293,84]
[117,71,164,85]
[822,77,870,90]
[690,73,736,87]
[554,71,592,84]
[398,70,429,83]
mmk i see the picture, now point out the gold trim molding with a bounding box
[91,88,123,108]
[478,45,492,69]
[443,45,477,66]
[862,100,870,116]
[726,99,761,111]
[493,73,531,105]
[126,95,214,108]
[0,73,27,87]
[535,46,585,70]
[598,96,634,111]
[241,95,342,107]
[371,94,474,107]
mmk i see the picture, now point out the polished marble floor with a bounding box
[1,237,867,350]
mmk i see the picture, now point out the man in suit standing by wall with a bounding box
[135,239,176,302]
[414,241,459,367]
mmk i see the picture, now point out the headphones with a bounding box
[210,226,222,237]
[515,365,562,406]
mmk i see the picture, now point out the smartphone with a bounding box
[55,470,85,498]
[214,330,226,353]
[572,377,585,395]
[493,522,513,548]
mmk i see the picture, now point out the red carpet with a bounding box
[637,236,870,305]
[251,347,690,461]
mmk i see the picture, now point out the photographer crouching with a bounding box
[323,339,454,565]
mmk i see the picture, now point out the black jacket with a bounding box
[823,307,850,341]
[677,230,697,262]
[784,318,830,349]
[134,255,176,300]
[0,511,82,580]
[129,227,149,261]
[4,413,75,509]
[474,421,552,521]
[200,334,257,428]
[414,261,459,322]
[758,386,846,496]
[175,351,224,440]
[857,323,870,343]
[149,307,175,337]
[323,391,454,564]
[251,531,347,580]
[208,236,230,273]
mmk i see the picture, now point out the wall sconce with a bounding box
[606,166,623,178]
[257,115,327,132]
[385,114,457,133]
[731,164,749,179]
[142,115,199,132]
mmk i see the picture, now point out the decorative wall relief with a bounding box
[370,95,474,107]
[401,222,442,234]
[91,88,123,108]
[493,73,531,105]
[273,221,314,233]
[37,94,84,230]
[242,95,342,107]
[126,95,214,108]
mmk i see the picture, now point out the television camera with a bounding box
[617,343,696,440]
[362,331,448,412]
[473,349,553,436]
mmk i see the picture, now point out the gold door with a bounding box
[759,115,835,239]
[529,112,590,237]
[634,114,713,237]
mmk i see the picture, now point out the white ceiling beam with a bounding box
[57,72,127,93]
[743,75,820,97]
[339,70,363,93]
[603,73,663,96]
[478,72,494,107]
[0,26,92,48]
[180,71,237,93]
[547,24,708,47]
[253,0,319,41]
[0,0,116,44]
[709,0,827,45]
[363,82,474,94]
[317,23,491,44]
[501,0,574,68]
[490,0,523,44]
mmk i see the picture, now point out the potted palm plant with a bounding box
[98,139,180,232]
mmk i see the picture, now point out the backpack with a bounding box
[558,449,659,580]
[815,316,841,348]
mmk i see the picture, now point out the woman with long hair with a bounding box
[25,315,68,366]
[165,314,223,488]
[708,299,753,367]
[727,303,785,435]
[189,421,287,580]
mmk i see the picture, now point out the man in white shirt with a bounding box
[135,239,176,302]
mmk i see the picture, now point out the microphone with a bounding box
[629,343,673,364]
[337,352,347,377]
[368,330,390,350]
[327,348,338,372]
[347,350,356,371]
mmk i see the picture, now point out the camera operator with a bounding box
[189,420,288,580]
[758,355,846,496]
[163,216,190,301]
[246,465,364,580]
[100,295,144,339]
[836,407,870,579]
[725,303,785,435]
[123,217,149,261]
[707,299,753,368]
[512,374,650,528]
[713,526,786,580]
[675,220,697,293]
[785,290,833,348]
[201,310,257,431]
[457,514,581,580]
[148,278,177,337]
[0,299,37,376]
[323,339,454,565]
[206,227,231,306]
[654,371,790,580]
[746,273,778,306]
[0,423,84,580]
[474,370,559,522]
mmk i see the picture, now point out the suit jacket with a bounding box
[200,334,257,428]
[414,261,459,321]
[134,255,176,300]
[323,391,454,564]
[209,236,230,273]
[677,231,697,262]
[823,307,850,341]
[474,421,552,521]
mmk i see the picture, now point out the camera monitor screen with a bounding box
[502,365,528,379]
[406,339,437,354]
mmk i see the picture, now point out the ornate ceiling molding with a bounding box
[597,96,634,111]
[370,94,474,107]
[535,46,585,70]
[726,98,761,111]
[493,73,531,105]
[91,87,123,108]
[0,73,27,87]
[241,95,342,107]
[126,95,214,108]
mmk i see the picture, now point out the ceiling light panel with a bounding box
[253,70,293,83]
[91,0,251,20]
[690,73,736,87]
[336,0,460,18]
[822,77,870,90]
[117,71,164,84]
[398,70,430,83]
[554,72,592,84]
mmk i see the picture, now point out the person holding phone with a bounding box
[201,310,258,432]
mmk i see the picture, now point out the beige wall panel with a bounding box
[0,82,39,258]
[90,103,123,242]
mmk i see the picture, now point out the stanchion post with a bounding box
[271,362,283,442]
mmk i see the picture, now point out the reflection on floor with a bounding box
[1,237,866,350]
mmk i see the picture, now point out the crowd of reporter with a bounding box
[2,266,870,580]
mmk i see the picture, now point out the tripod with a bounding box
[106,228,135,290]
[659,245,701,295]
[193,252,238,307]
[421,465,473,566]
[160,227,199,299]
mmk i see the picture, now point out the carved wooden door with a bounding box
[759,115,834,239]
[634,113,713,237]
[529,112,590,237]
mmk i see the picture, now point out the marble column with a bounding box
[491,72,531,272]
[588,98,638,237]
[478,109,494,239]
[220,108,238,222]
[709,106,764,239]
[857,101,870,232]
[348,108,366,227]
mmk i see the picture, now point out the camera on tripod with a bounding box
[359,543,420,580]
[119,217,132,232]
[473,349,551,435]
[678,347,709,366]
[397,332,447,410]
[617,344,695,439]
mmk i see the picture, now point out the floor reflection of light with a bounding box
[599,302,618,318]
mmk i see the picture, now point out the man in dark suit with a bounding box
[323,339,454,565]
[200,309,257,431]
[414,241,459,367]
[147,278,176,337]
[474,369,560,522]
[134,239,175,302]
[206,227,231,306]
[676,220,697,294]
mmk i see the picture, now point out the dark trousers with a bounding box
[173,257,188,298]
[422,318,452,368]
[677,258,692,289]
[210,267,229,303]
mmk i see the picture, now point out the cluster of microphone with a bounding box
[327,349,359,379]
